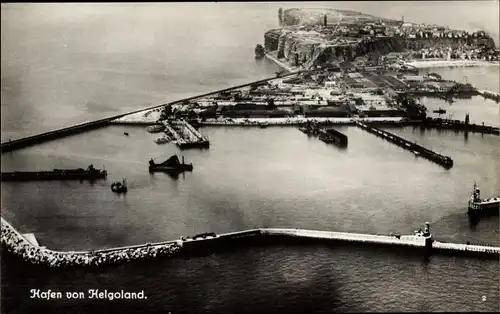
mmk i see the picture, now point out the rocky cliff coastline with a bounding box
[266,8,497,69]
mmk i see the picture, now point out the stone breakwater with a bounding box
[1,218,182,268]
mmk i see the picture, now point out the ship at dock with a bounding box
[318,128,348,148]
[148,155,193,173]
[468,182,500,215]
[0,165,107,182]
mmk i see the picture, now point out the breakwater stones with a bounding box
[1,218,182,268]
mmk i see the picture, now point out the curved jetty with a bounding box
[2,217,498,269]
[1,217,182,268]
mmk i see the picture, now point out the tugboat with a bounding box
[148,155,193,173]
[433,108,446,114]
[111,179,128,193]
[255,44,265,59]
[468,182,500,215]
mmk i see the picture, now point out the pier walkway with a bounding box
[0,72,302,153]
[432,241,500,254]
[355,121,454,169]
[260,228,426,247]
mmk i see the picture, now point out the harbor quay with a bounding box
[2,216,499,270]
[2,44,499,154]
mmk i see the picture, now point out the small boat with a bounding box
[413,150,420,156]
[258,121,269,128]
[255,44,265,59]
[146,125,166,133]
[149,155,193,173]
[111,179,127,193]
[433,108,446,114]
[124,132,129,136]
[154,135,171,144]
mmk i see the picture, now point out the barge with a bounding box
[148,155,193,173]
[468,183,500,216]
[0,165,107,182]
[318,128,348,147]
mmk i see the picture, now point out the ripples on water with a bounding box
[1,2,499,313]
[2,244,498,313]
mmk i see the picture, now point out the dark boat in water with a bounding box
[299,120,320,135]
[148,155,193,173]
[433,108,446,114]
[318,128,348,148]
[111,179,127,193]
[468,182,499,216]
[255,44,265,59]
[0,165,107,182]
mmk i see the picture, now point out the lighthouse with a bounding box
[422,222,433,248]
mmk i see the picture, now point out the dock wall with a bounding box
[0,119,114,153]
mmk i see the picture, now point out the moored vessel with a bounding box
[146,125,166,133]
[0,165,107,182]
[468,182,500,215]
[433,108,446,114]
[318,128,348,147]
[148,155,193,173]
[154,135,171,144]
[255,44,265,59]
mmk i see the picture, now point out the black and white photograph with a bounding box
[1,1,499,313]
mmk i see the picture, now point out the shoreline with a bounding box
[404,59,500,69]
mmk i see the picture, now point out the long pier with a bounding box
[0,72,302,153]
[2,216,498,270]
[355,121,454,169]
